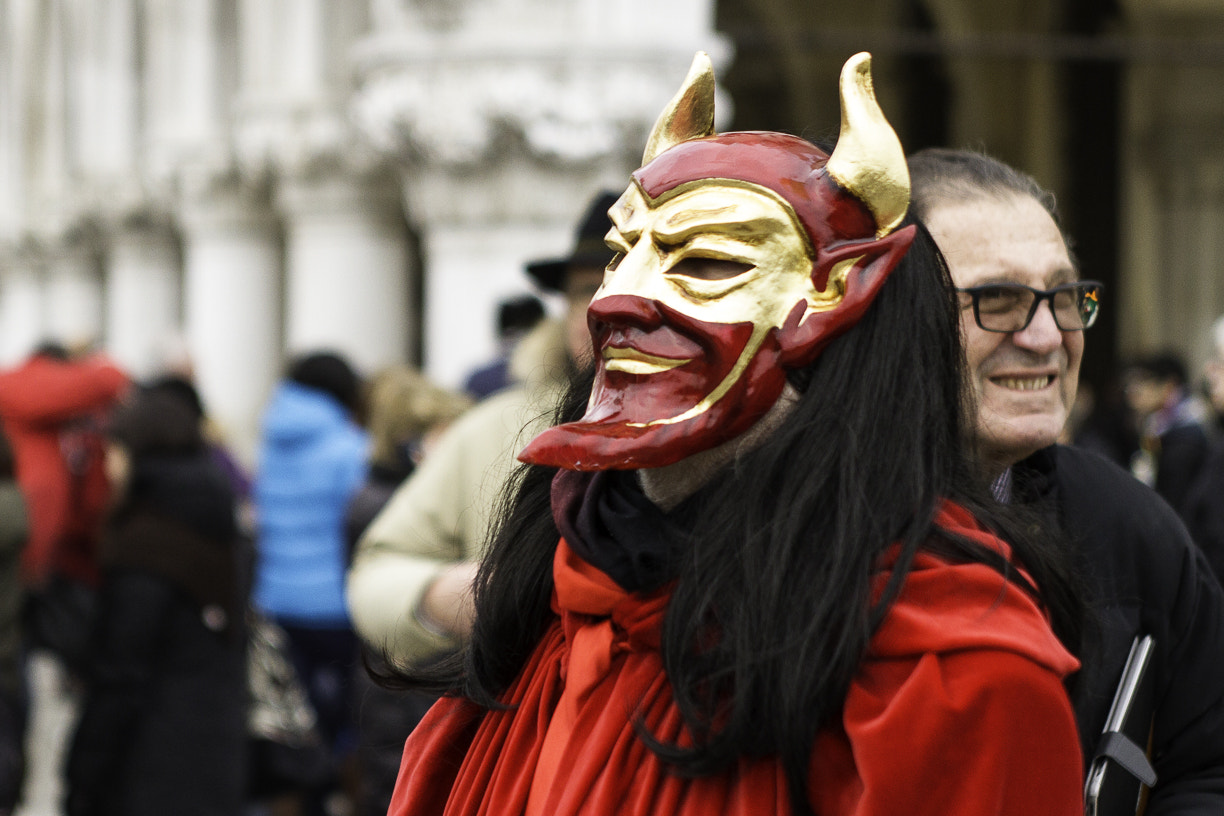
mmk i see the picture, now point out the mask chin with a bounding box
[518,349,789,471]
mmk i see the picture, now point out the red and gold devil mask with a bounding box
[519,53,916,471]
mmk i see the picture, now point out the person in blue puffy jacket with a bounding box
[253,350,368,815]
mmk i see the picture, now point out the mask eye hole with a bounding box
[668,257,752,281]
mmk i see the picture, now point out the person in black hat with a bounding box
[461,295,547,400]
[525,191,620,294]
[347,191,615,672]
[526,191,619,368]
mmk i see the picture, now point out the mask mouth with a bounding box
[601,346,693,376]
[519,313,785,471]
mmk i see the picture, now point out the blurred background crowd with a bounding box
[0,339,479,816]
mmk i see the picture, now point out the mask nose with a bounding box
[595,243,662,303]
[586,294,664,335]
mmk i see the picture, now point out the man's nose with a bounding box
[1011,298,1064,353]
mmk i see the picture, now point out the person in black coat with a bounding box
[1184,446,1224,584]
[0,428,27,816]
[911,147,1224,813]
[1183,316,1224,584]
[65,379,248,816]
[1013,444,1224,809]
[1121,353,1212,512]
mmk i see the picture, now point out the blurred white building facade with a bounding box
[0,0,730,463]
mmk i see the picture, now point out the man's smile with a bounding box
[990,374,1055,392]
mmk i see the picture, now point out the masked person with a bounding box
[387,53,1086,816]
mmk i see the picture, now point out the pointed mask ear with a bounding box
[826,52,910,238]
[642,52,717,165]
[776,224,917,367]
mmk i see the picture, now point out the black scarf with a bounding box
[551,469,694,593]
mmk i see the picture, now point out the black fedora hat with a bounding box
[526,191,619,293]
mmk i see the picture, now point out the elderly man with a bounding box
[910,147,1224,814]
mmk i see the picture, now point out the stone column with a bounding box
[233,0,384,381]
[105,213,182,378]
[43,227,105,350]
[179,175,282,467]
[75,0,140,182]
[142,0,233,171]
[0,247,47,365]
[402,167,623,388]
[277,167,412,376]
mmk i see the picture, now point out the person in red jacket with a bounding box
[0,342,127,643]
[386,53,1087,816]
[0,341,127,816]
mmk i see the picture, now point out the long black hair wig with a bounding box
[396,217,1085,814]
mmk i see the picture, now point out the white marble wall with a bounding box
[278,171,413,375]
[179,176,283,467]
[0,253,45,363]
[0,0,727,463]
[352,0,731,385]
[342,0,1224,391]
[43,239,103,350]
[105,217,182,379]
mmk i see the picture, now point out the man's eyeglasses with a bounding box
[956,281,1103,333]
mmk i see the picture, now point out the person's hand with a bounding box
[103,443,131,506]
[417,561,480,639]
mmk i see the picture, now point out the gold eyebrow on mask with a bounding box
[655,212,787,247]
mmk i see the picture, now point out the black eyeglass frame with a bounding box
[955,280,1104,333]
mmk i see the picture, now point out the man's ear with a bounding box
[776,224,916,367]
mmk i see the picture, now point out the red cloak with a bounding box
[389,502,1082,815]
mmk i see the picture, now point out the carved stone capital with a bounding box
[352,43,733,169]
[232,97,387,185]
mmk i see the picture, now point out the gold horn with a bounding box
[826,53,910,237]
[641,52,717,165]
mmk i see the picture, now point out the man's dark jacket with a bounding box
[1182,441,1224,585]
[1015,444,1224,814]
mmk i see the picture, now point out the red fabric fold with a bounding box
[390,502,1082,816]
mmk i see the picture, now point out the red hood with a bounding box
[869,502,1079,677]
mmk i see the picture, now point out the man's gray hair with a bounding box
[907,147,1072,260]
[907,147,1060,223]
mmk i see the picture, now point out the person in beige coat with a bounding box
[346,192,613,666]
